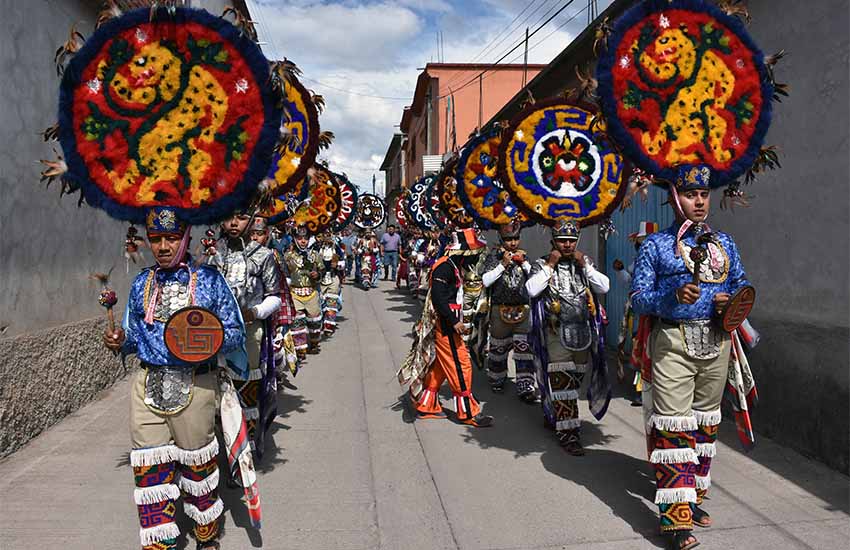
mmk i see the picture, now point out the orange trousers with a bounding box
[414,324,481,420]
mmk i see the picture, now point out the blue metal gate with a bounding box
[604,186,674,345]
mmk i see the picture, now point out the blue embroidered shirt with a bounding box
[121,264,245,367]
[630,222,749,321]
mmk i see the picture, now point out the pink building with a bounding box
[384,63,545,191]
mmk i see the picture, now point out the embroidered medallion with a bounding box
[456,126,527,229]
[266,74,320,196]
[331,172,358,232]
[292,165,342,233]
[499,99,627,226]
[596,0,773,186]
[435,157,475,228]
[57,8,281,224]
[354,193,386,229]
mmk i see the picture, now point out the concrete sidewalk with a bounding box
[0,280,847,549]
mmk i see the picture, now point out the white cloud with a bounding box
[244,0,611,201]
[250,1,423,71]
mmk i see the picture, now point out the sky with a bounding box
[245,0,613,195]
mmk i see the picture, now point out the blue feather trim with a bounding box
[57,7,281,225]
[595,0,774,189]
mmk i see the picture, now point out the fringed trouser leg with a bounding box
[130,369,221,549]
[649,324,730,533]
[291,314,308,358]
[693,409,721,505]
[545,326,589,442]
[179,450,223,545]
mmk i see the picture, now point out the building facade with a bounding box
[392,63,545,188]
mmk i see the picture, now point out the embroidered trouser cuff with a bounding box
[693,408,720,503]
[648,414,699,533]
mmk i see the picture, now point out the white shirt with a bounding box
[526,259,610,298]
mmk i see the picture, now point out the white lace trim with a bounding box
[176,439,219,466]
[178,468,220,496]
[650,447,700,465]
[648,414,698,432]
[183,498,224,525]
[133,483,181,505]
[693,408,722,426]
[655,487,697,504]
[555,418,581,431]
[551,389,579,402]
[548,361,587,373]
[139,522,180,546]
[695,442,716,458]
[130,444,178,467]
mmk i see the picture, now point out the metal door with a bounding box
[603,186,674,345]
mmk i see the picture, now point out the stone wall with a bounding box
[0,317,137,458]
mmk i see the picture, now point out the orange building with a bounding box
[384,63,545,191]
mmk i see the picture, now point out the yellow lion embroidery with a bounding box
[636,28,735,164]
[98,42,228,205]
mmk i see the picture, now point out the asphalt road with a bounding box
[0,280,847,549]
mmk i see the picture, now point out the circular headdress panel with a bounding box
[58,7,281,224]
[435,158,475,229]
[596,0,773,187]
[406,176,437,231]
[394,193,410,231]
[424,175,447,229]
[499,99,628,226]
[291,165,341,233]
[456,127,526,229]
[354,193,386,230]
[260,194,298,225]
[331,172,358,232]
[266,73,320,195]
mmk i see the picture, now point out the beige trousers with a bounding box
[650,324,731,417]
[130,368,217,450]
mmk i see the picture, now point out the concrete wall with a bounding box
[0,0,234,457]
[707,0,849,473]
[0,317,137,458]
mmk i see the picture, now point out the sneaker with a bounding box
[460,413,494,427]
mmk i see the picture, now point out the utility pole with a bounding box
[522,26,529,89]
[478,74,483,131]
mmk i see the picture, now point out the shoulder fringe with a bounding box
[648,414,698,433]
[134,483,181,505]
[184,498,224,525]
[650,447,700,465]
[696,473,712,489]
[176,439,219,466]
[695,442,717,458]
[178,469,220,497]
[655,487,697,505]
[694,408,722,426]
[551,389,579,402]
[140,522,180,546]
[131,444,179,467]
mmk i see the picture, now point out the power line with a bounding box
[299,76,412,101]
[437,0,578,100]
[440,0,552,91]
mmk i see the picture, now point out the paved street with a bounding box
[0,280,847,550]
